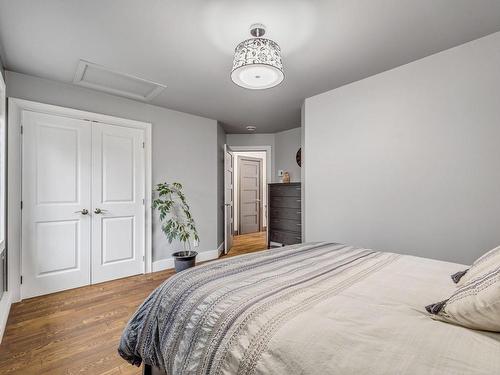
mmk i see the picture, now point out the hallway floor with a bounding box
[225,231,268,257]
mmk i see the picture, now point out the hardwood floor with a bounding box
[0,270,175,375]
[225,231,268,256]
[0,231,268,375]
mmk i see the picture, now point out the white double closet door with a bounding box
[22,111,145,299]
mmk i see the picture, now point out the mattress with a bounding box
[118,243,500,374]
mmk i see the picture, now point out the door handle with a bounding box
[94,208,107,214]
[74,209,89,215]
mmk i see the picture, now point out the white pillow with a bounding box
[454,245,500,286]
[427,264,500,332]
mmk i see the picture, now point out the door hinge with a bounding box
[142,142,145,149]
[20,276,23,284]
[20,201,23,210]
[142,198,145,205]
[142,255,145,261]
[20,125,23,135]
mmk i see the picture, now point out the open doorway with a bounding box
[223,146,270,256]
[234,152,267,235]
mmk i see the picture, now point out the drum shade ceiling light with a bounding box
[231,23,284,90]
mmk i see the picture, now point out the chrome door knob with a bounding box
[74,209,89,215]
[94,208,108,214]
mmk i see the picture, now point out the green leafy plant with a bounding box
[152,182,199,250]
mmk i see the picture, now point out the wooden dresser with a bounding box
[267,182,302,247]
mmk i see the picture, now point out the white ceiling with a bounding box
[1,0,500,133]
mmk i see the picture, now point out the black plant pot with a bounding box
[172,251,198,273]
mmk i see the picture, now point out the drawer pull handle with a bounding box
[297,223,302,226]
[297,211,301,214]
[296,199,301,202]
[295,237,301,240]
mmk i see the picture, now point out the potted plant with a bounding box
[153,182,200,272]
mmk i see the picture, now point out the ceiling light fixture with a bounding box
[246,125,257,132]
[231,23,284,90]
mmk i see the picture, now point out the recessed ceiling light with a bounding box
[231,24,284,90]
[246,125,257,132]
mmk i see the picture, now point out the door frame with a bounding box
[7,98,152,302]
[223,144,234,255]
[228,145,271,239]
[229,146,272,184]
[237,155,263,234]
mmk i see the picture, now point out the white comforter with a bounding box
[256,252,500,375]
[120,243,500,374]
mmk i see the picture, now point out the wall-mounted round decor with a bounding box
[296,148,301,167]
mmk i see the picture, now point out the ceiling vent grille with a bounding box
[73,60,166,101]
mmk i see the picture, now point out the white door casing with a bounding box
[21,110,146,298]
[91,122,145,284]
[21,111,92,298]
[224,144,234,254]
[9,99,151,302]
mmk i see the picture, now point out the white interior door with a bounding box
[22,111,91,298]
[238,156,262,234]
[91,122,145,283]
[224,144,234,254]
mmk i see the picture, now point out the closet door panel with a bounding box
[21,111,91,298]
[91,122,145,283]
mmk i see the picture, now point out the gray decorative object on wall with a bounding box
[296,148,302,167]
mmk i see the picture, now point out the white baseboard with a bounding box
[0,291,12,344]
[197,249,220,262]
[152,249,221,272]
[152,258,175,272]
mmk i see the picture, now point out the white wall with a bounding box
[275,127,301,182]
[233,151,267,231]
[6,71,219,262]
[304,31,500,265]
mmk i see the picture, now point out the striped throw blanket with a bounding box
[118,243,399,374]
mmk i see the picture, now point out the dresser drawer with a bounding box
[269,218,301,233]
[270,196,301,209]
[269,230,302,245]
[269,184,301,197]
[269,207,301,220]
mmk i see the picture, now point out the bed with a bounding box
[118,243,500,374]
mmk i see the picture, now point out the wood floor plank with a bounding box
[0,232,267,374]
[224,231,268,256]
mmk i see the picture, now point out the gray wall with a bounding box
[6,71,219,261]
[226,133,276,182]
[227,129,302,183]
[275,127,301,182]
[216,123,226,247]
[0,46,5,80]
[304,31,500,265]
